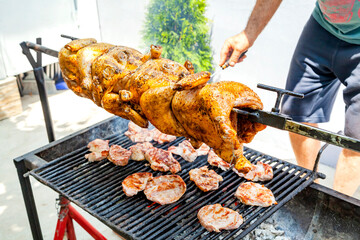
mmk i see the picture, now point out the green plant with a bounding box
[142,0,214,72]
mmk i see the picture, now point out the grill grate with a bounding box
[30,126,316,240]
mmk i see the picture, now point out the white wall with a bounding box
[96,0,149,50]
[0,0,101,79]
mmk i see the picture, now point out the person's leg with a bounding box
[332,40,360,196]
[334,149,360,195]
[289,123,321,170]
[281,16,340,171]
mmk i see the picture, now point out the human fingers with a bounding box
[229,49,243,67]
[219,40,233,66]
[237,54,247,63]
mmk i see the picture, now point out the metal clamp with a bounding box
[55,197,70,220]
[257,83,304,113]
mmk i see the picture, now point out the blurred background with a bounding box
[0,0,346,239]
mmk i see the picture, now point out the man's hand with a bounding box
[219,31,252,67]
[219,0,282,68]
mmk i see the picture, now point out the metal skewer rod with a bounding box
[22,41,59,58]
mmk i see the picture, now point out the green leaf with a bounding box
[142,0,214,72]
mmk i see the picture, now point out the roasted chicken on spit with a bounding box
[59,38,265,173]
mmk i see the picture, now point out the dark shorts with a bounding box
[281,15,360,139]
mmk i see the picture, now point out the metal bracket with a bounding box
[20,38,56,142]
[255,83,328,179]
[257,83,304,113]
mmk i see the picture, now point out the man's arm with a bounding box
[219,0,282,67]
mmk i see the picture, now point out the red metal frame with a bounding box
[54,196,107,240]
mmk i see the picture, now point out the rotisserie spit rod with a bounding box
[232,83,360,153]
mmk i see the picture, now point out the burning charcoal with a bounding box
[274,236,291,240]
[255,228,275,240]
[244,218,289,240]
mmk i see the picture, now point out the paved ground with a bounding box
[0,90,123,239]
[0,89,342,239]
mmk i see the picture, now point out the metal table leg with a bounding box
[14,158,43,240]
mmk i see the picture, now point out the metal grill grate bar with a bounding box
[36,133,123,177]
[80,163,147,205]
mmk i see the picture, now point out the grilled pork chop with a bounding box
[144,175,186,205]
[233,161,273,181]
[125,121,153,142]
[122,172,153,197]
[145,148,181,173]
[207,149,231,171]
[196,143,210,156]
[189,166,223,192]
[107,145,131,166]
[168,140,198,162]
[197,204,243,232]
[235,182,276,207]
[152,128,177,144]
[85,139,109,162]
[129,142,154,161]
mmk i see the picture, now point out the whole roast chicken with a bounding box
[59,38,265,173]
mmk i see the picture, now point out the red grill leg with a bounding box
[54,212,69,240]
[54,196,107,240]
[66,215,76,240]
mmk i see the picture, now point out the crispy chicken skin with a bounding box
[172,81,265,172]
[59,38,265,173]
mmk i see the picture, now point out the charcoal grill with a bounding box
[15,116,319,240]
[15,37,360,239]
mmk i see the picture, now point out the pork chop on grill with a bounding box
[107,145,131,166]
[189,166,223,192]
[125,121,153,142]
[233,161,273,181]
[144,175,186,205]
[85,139,110,162]
[145,148,181,173]
[196,143,210,156]
[152,128,177,144]
[122,172,153,197]
[197,204,243,232]
[207,149,231,171]
[168,140,198,162]
[235,182,276,207]
[129,142,154,161]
